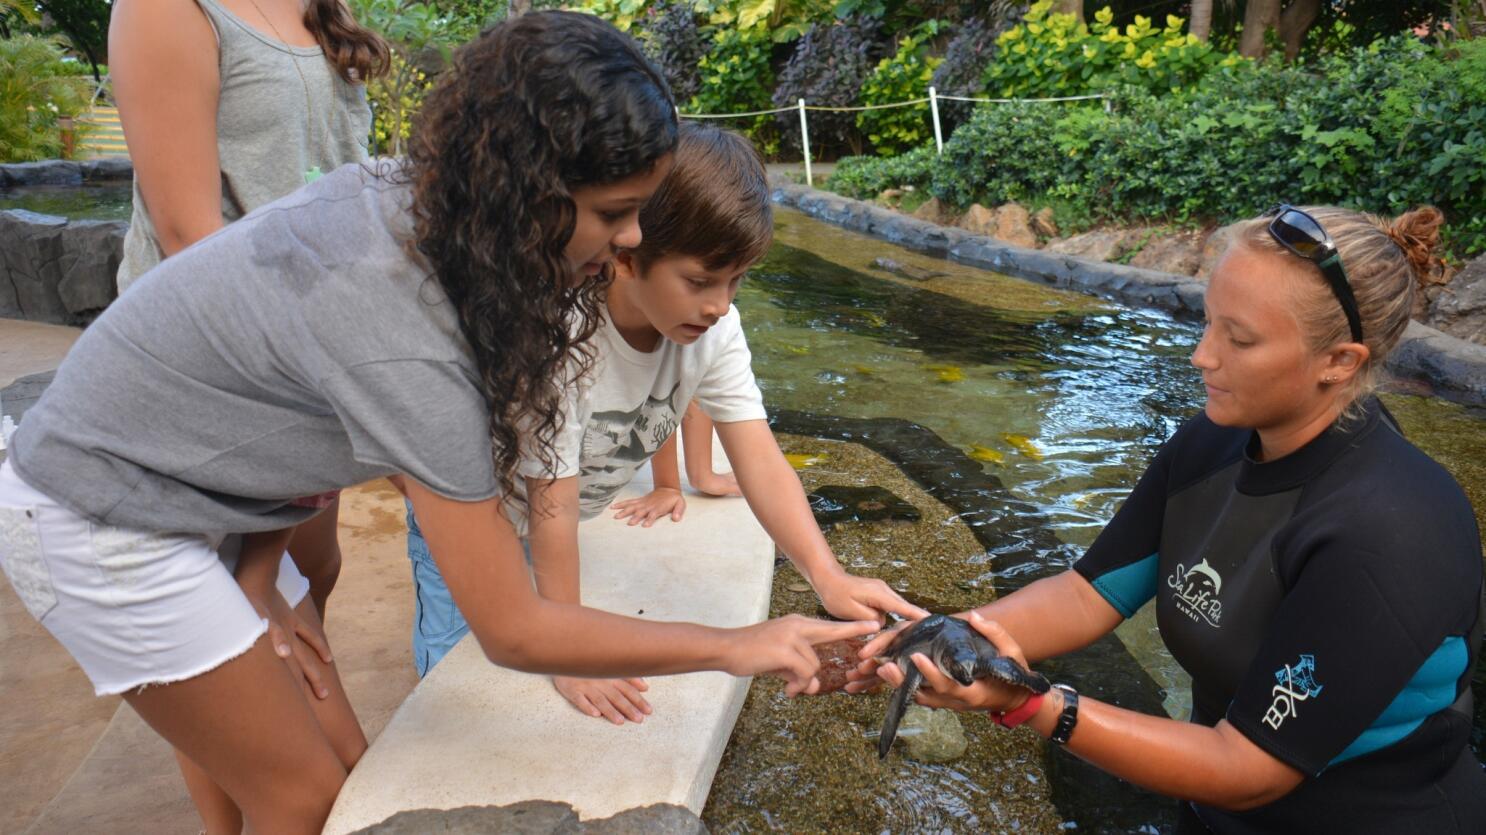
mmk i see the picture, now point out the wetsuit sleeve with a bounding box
[1225,535,1479,776]
[1072,433,1181,619]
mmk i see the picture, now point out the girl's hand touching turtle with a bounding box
[812,571,928,625]
[873,613,1035,714]
[725,615,881,696]
[553,675,653,725]
[611,487,686,526]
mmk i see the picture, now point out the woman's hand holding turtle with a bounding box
[842,618,915,694]
[813,571,929,625]
[611,487,686,526]
[726,615,881,696]
[553,675,653,725]
[872,613,1034,714]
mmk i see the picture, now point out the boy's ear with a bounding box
[612,249,638,281]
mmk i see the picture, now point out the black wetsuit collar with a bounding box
[1236,397,1385,495]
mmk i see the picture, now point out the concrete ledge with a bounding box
[772,180,1486,406]
[324,445,773,833]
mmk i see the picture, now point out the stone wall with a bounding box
[0,210,124,326]
[0,159,131,326]
[772,180,1486,407]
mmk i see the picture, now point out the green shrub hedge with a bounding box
[832,35,1486,260]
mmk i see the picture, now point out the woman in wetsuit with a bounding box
[850,204,1485,833]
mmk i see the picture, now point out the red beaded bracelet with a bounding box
[991,691,1045,729]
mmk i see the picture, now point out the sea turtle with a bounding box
[876,614,1050,759]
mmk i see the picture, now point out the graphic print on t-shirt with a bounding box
[1165,558,1224,627]
[578,382,681,511]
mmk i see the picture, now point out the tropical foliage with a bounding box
[0,34,89,161]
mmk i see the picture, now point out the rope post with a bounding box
[929,86,944,155]
[797,98,813,186]
[1103,95,1112,114]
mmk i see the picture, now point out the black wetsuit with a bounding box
[1074,398,1486,833]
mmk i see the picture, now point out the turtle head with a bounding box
[945,644,980,686]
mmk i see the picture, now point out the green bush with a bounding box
[855,25,942,156]
[689,26,779,156]
[921,34,1486,259]
[827,144,934,199]
[984,2,1243,99]
[0,35,89,162]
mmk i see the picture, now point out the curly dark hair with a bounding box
[405,11,676,500]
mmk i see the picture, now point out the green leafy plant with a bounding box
[0,34,89,162]
[855,23,942,155]
[689,26,779,155]
[826,143,934,198]
[985,2,1243,99]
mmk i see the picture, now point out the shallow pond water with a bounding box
[0,183,133,221]
[702,208,1486,833]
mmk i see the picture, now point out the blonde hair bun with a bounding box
[1383,206,1445,285]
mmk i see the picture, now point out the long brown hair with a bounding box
[404,11,676,499]
[303,0,390,83]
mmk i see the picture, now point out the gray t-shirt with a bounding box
[12,163,498,533]
[116,0,374,292]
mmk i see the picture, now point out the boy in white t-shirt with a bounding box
[404,123,924,723]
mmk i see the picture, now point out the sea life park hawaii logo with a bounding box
[1262,654,1324,731]
[1165,558,1224,627]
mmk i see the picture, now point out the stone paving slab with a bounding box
[325,445,772,833]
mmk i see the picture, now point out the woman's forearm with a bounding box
[1020,688,1303,810]
[968,570,1126,663]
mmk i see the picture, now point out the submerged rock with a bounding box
[869,256,946,282]
[896,704,968,763]
[812,635,870,694]
[808,485,921,526]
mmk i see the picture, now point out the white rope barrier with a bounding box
[676,88,1113,176]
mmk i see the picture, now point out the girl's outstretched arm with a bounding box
[715,419,927,623]
[403,478,877,694]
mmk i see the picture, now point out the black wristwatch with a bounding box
[1049,683,1079,746]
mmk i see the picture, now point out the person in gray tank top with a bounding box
[0,15,878,832]
[108,1,388,827]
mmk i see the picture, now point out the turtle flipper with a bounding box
[878,663,924,759]
[982,656,1051,694]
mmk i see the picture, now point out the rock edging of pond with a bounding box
[771,180,1486,407]
[0,209,123,326]
[349,801,707,835]
[0,158,133,187]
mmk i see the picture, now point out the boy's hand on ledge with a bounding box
[553,675,653,725]
[611,488,687,526]
[690,470,742,497]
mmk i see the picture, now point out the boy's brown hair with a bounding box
[628,122,772,272]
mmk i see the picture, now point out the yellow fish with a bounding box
[925,363,964,383]
[782,344,811,356]
[785,453,826,470]
[862,311,887,327]
[1072,493,1092,510]
[1001,433,1043,461]
[852,364,877,376]
[967,445,1004,465]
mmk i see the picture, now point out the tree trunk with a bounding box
[1239,0,1281,58]
[1189,0,1214,41]
[1050,0,1083,23]
[1280,0,1321,61]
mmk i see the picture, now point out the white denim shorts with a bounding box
[0,460,309,696]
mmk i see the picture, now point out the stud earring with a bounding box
[1323,376,1336,384]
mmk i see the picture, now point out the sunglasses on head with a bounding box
[1265,204,1364,343]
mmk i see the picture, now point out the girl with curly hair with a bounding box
[0,12,874,832]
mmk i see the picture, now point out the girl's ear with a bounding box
[1321,343,1371,385]
[612,249,639,281]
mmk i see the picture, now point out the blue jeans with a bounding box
[405,503,467,677]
